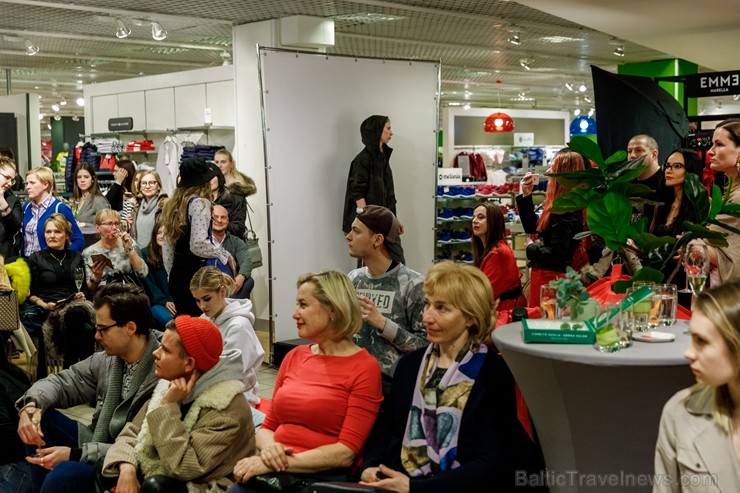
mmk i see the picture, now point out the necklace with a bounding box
[48,250,67,265]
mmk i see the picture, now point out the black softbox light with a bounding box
[591,65,690,163]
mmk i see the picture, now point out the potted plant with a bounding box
[550,266,599,321]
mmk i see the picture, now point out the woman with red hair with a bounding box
[516,149,586,307]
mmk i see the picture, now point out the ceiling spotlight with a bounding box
[613,45,625,57]
[116,18,131,39]
[53,115,61,121]
[38,113,44,121]
[72,116,80,122]
[59,97,67,106]
[583,96,592,103]
[508,35,521,46]
[51,104,60,112]
[574,109,581,116]
[463,103,471,110]
[46,124,51,130]
[578,83,587,93]
[588,108,595,117]
[151,21,167,41]
[565,83,573,91]
[219,50,231,66]
[25,40,39,56]
[519,58,532,70]
[76,97,85,107]
[733,95,740,101]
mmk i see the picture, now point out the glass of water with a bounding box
[658,284,678,326]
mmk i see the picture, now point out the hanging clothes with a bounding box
[156,135,182,195]
[453,151,487,181]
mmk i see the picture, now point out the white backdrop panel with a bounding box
[260,49,438,343]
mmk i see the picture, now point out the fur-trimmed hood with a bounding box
[227,170,256,197]
[42,299,96,361]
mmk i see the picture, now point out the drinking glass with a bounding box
[658,284,678,326]
[594,302,631,351]
[683,243,709,297]
[539,285,560,320]
[74,267,84,292]
[21,393,43,427]
[627,285,657,332]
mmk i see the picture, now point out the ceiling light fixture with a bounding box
[613,45,625,57]
[51,104,60,112]
[463,103,471,110]
[116,18,131,39]
[573,109,581,116]
[59,97,67,106]
[565,83,573,91]
[583,96,592,103]
[508,35,521,46]
[519,58,532,70]
[38,113,44,121]
[484,89,515,133]
[570,116,597,135]
[25,40,39,56]
[578,83,587,93]
[76,97,85,107]
[588,108,595,117]
[151,21,167,41]
[733,95,740,101]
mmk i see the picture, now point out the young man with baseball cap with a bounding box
[100,315,255,493]
[346,205,426,393]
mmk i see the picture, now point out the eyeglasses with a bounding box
[0,172,16,185]
[140,181,158,187]
[100,221,121,227]
[95,322,118,334]
[664,163,685,171]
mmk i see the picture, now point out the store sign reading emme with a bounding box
[686,70,740,97]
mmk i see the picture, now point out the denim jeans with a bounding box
[25,410,79,493]
[0,462,31,493]
[38,462,93,493]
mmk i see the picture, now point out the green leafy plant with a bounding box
[550,266,591,320]
[548,136,740,291]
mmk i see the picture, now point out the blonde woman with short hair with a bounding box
[23,165,84,255]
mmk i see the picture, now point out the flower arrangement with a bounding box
[549,266,592,320]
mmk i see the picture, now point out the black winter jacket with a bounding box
[342,115,396,233]
[0,192,22,258]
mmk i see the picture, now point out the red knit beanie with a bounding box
[174,315,223,372]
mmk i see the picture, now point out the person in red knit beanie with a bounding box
[100,315,255,493]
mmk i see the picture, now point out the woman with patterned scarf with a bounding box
[359,261,544,492]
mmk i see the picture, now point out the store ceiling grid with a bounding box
[0,0,735,130]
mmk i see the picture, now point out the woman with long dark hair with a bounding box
[72,162,109,227]
[516,149,586,307]
[162,158,234,316]
[471,202,524,312]
[141,219,175,329]
[649,148,703,307]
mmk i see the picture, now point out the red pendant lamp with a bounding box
[484,88,515,133]
[484,112,515,132]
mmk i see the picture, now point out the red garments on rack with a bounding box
[453,152,487,181]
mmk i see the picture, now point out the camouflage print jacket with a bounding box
[349,263,427,378]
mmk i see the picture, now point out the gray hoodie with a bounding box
[202,298,264,406]
[182,348,245,405]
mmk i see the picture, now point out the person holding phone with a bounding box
[105,160,135,212]
[23,214,91,376]
[82,209,148,296]
[516,149,586,307]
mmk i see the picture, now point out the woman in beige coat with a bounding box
[654,281,740,492]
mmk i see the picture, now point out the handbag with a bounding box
[0,289,19,332]
[248,472,308,493]
[244,198,263,268]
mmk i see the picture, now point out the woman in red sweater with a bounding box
[229,270,383,492]
[472,202,525,313]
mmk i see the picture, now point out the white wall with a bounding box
[259,49,438,343]
[0,93,41,173]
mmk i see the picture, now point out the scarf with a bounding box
[401,341,487,477]
[89,335,158,444]
[135,196,161,247]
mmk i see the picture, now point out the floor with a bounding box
[12,327,278,427]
